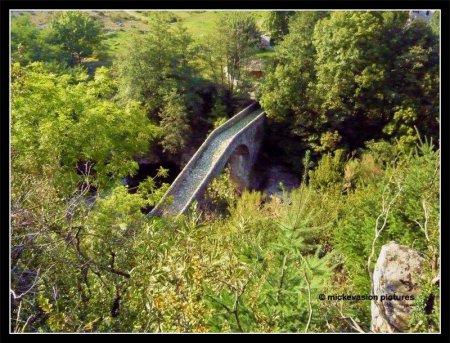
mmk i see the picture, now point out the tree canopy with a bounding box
[47,11,103,66]
[260,11,439,168]
[262,11,295,42]
[11,62,157,192]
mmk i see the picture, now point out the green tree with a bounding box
[260,11,328,120]
[115,14,197,116]
[314,11,437,151]
[382,19,439,151]
[259,11,329,168]
[11,62,163,332]
[11,14,70,66]
[11,14,43,64]
[262,11,295,43]
[199,12,259,98]
[260,11,438,165]
[48,11,103,66]
[159,90,191,154]
[11,62,157,192]
[207,97,229,129]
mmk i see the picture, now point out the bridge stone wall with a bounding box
[228,145,252,190]
[150,102,265,217]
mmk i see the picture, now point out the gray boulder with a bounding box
[371,241,425,332]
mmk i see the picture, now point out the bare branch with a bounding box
[367,175,403,282]
[338,309,366,333]
[13,299,22,333]
[10,267,41,301]
[414,199,430,242]
[303,269,313,333]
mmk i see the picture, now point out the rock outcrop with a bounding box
[371,241,425,332]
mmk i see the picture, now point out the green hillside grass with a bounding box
[14,10,275,67]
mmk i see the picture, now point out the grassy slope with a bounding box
[14,10,275,64]
[171,11,220,38]
[170,11,274,60]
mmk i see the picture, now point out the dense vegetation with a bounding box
[259,11,439,171]
[11,10,440,332]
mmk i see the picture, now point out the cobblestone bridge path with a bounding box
[151,105,265,216]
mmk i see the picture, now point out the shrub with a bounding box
[308,149,345,190]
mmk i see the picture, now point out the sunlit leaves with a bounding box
[260,10,438,164]
[11,62,157,192]
[48,11,103,65]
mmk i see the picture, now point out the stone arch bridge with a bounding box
[149,102,265,217]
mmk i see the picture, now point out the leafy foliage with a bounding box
[429,11,440,37]
[262,11,295,43]
[158,90,191,154]
[114,14,197,115]
[11,14,71,66]
[47,11,104,66]
[202,168,237,215]
[198,12,260,98]
[11,63,157,192]
[260,11,439,168]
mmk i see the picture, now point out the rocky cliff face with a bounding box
[371,241,425,332]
